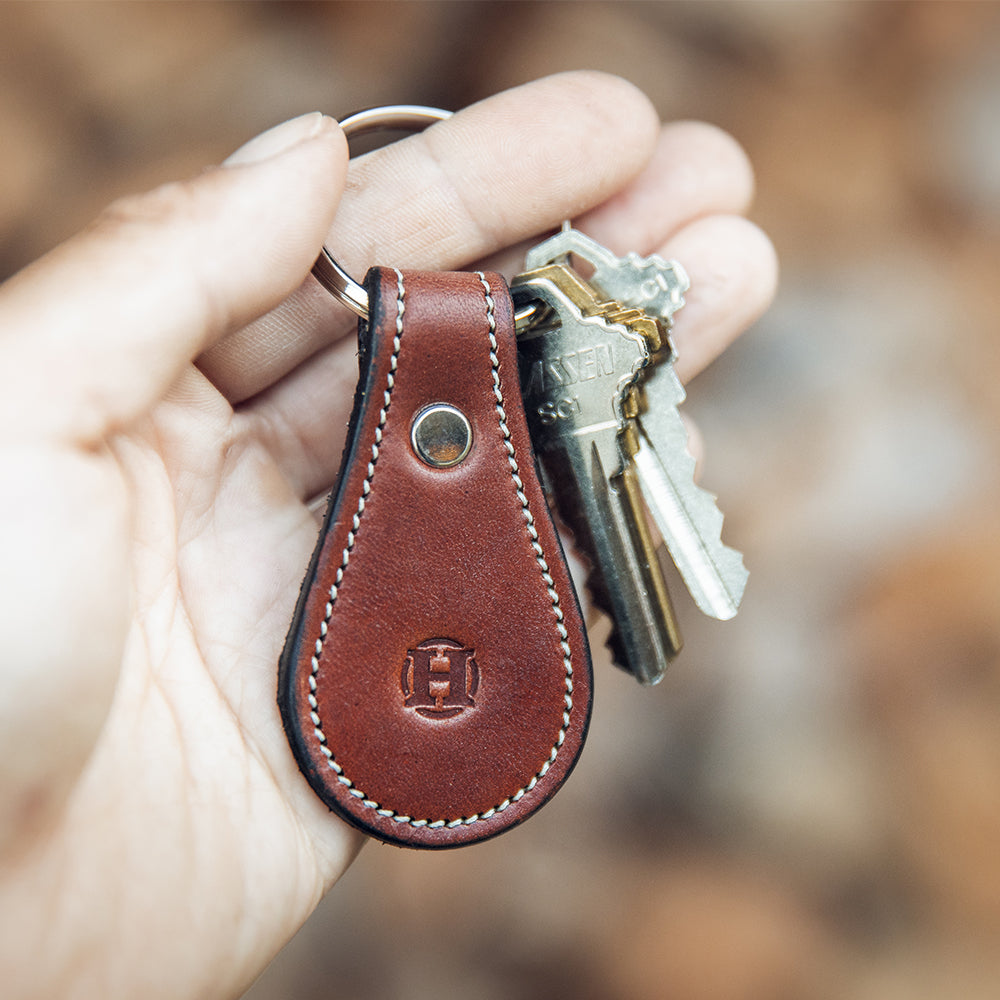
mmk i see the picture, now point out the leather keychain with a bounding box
[278,109,593,849]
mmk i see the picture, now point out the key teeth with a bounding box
[695,542,748,622]
[634,409,748,621]
[584,568,642,679]
[605,627,631,678]
[548,503,656,681]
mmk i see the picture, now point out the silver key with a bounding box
[632,373,748,620]
[511,263,681,685]
[526,228,748,621]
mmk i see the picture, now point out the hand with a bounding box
[0,72,776,999]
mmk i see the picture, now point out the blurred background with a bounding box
[3,2,999,997]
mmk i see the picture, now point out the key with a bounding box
[511,263,682,685]
[525,229,748,621]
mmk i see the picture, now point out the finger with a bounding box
[0,113,348,446]
[663,214,779,383]
[446,120,757,289]
[577,120,757,252]
[235,336,360,501]
[240,214,778,503]
[198,71,661,404]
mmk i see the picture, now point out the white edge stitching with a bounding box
[308,270,574,830]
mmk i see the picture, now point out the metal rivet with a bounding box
[411,404,472,468]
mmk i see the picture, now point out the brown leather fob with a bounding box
[278,268,593,848]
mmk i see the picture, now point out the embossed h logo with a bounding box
[401,639,478,719]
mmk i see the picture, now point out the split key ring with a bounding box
[310,105,452,320]
[311,104,544,329]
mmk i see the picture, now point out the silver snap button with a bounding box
[411,404,473,468]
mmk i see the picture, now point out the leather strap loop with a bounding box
[279,268,592,848]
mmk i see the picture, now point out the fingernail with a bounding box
[224,112,330,167]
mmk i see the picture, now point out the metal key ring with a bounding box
[311,105,453,319]
[312,104,548,329]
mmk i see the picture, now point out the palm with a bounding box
[6,372,359,997]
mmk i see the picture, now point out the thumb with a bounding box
[0,112,347,445]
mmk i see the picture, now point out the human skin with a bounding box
[0,72,776,999]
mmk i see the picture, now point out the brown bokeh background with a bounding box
[4,2,1000,998]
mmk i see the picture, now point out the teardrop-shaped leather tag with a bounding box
[278,268,592,848]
